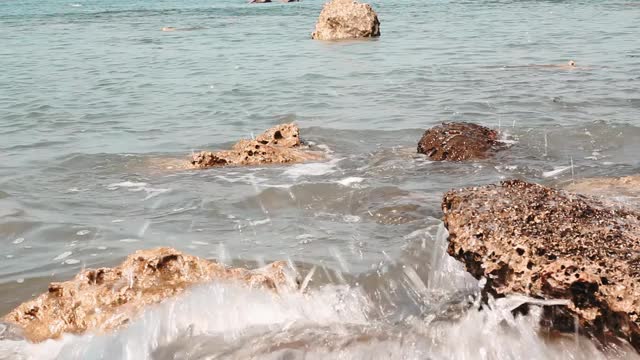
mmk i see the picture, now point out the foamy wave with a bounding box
[542,166,572,178]
[283,158,342,179]
[106,181,170,200]
[6,283,369,360]
[337,176,365,187]
[107,181,147,189]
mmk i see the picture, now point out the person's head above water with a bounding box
[568,60,576,67]
[161,27,176,32]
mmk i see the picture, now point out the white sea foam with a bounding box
[2,225,635,359]
[542,166,572,178]
[142,187,170,200]
[250,218,271,226]
[283,158,342,179]
[4,283,369,360]
[337,177,365,187]
[53,251,72,261]
[106,181,169,200]
[107,181,148,190]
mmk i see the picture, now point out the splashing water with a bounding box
[1,225,637,359]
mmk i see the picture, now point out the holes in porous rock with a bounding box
[547,254,557,261]
[87,269,106,285]
[570,281,599,308]
[527,261,534,270]
[157,254,179,270]
[601,277,609,285]
[536,248,546,256]
[25,307,39,318]
[274,130,283,140]
[516,248,525,256]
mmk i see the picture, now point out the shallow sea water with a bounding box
[1,0,640,358]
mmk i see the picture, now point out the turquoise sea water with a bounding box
[1,0,640,358]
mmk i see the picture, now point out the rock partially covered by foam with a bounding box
[442,180,640,349]
[417,122,502,161]
[190,123,320,168]
[3,248,296,342]
[311,0,380,41]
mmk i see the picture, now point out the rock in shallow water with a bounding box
[565,175,640,209]
[417,122,502,161]
[311,0,380,41]
[190,123,321,168]
[442,179,640,349]
[3,248,296,342]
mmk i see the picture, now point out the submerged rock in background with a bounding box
[442,180,640,349]
[564,175,640,209]
[417,122,502,161]
[311,0,380,41]
[3,248,296,342]
[190,123,322,168]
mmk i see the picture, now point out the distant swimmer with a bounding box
[161,27,176,32]
[501,60,585,70]
[536,60,577,69]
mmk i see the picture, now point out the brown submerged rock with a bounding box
[3,248,296,342]
[311,0,380,41]
[190,123,321,168]
[565,175,640,209]
[417,122,502,161]
[442,180,640,349]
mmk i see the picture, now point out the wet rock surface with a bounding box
[417,122,502,161]
[190,123,320,168]
[3,248,295,342]
[311,0,380,41]
[442,180,640,349]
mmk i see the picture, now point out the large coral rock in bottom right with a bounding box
[311,0,380,41]
[442,180,640,349]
